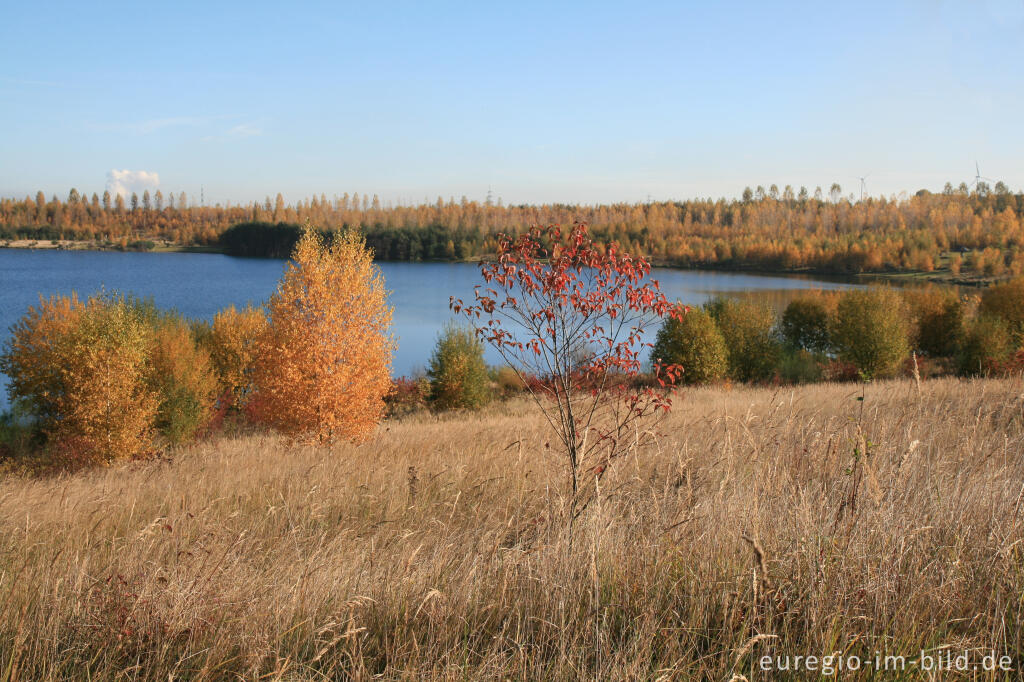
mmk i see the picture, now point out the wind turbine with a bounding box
[858,174,870,201]
[969,162,994,195]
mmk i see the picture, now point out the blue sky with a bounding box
[1,0,1022,205]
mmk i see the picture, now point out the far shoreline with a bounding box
[0,238,222,254]
[0,238,994,287]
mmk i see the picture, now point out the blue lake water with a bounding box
[0,250,859,409]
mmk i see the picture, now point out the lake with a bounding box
[0,250,859,409]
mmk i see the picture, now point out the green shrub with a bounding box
[704,297,781,382]
[979,278,1024,343]
[903,287,964,357]
[146,318,219,445]
[831,287,910,379]
[121,298,219,444]
[428,323,491,409]
[780,294,833,354]
[778,348,823,384]
[0,402,37,466]
[651,307,728,384]
[957,315,1014,376]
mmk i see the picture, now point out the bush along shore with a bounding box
[4,273,1024,471]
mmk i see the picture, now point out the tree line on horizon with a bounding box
[1,181,1023,276]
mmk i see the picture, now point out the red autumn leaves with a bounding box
[452,223,683,505]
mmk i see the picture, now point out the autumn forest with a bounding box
[2,181,1023,279]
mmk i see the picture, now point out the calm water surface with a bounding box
[0,250,859,408]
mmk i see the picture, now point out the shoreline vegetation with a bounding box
[3,222,1022,468]
[2,182,1024,287]
[3,254,1022,471]
[0,238,219,253]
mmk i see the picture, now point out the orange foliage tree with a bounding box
[0,293,85,424]
[251,228,394,444]
[1,294,158,464]
[56,300,158,462]
[206,304,268,408]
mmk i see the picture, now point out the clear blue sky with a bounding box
[1,0,1022,206]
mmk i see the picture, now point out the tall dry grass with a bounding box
[1,377,1023,680]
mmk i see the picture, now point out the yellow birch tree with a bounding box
[251,228,393,443]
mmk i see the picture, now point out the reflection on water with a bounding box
[0,250,863,408]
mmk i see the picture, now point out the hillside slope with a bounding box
[2,377,1023,679]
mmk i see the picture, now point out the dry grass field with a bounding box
[2,377,1023,680]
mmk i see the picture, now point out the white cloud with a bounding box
[106,169,160,199]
